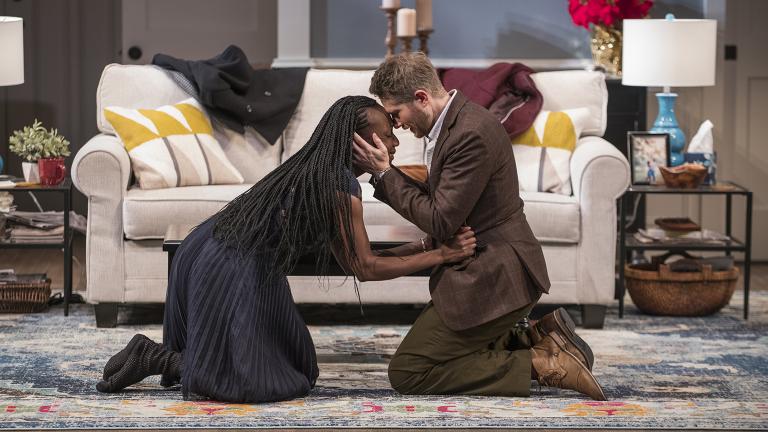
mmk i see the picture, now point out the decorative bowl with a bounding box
[659,163,708,189]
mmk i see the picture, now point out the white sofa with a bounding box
[72,64,630,328]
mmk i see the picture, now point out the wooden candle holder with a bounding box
[418,29,433,56]
[380,7,400,57]
[398,35,414,53]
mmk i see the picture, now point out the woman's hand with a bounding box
[352,132,390,174]
[439,226,477,264]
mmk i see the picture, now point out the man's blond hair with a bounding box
[369,52,445,103]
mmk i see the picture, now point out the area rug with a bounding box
[0,292,766,430]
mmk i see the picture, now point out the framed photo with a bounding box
[627,132,670,185]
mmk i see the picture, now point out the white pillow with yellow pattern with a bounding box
[511,108,590,196]
[104,98,244,190]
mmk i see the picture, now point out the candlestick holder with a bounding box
[380,7,400,57]
[417,29,433,56]
[398,35,414,53]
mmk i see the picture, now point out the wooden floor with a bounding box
[0,235,765,296]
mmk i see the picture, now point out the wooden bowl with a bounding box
[659,163,708,188]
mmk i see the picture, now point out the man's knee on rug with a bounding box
[387,353,431,394]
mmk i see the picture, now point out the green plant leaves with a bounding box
[8,119,70,162]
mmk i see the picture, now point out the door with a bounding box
[121,0,276,65]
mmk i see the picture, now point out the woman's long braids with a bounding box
[212,95,380,282]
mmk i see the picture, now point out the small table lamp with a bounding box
[0,16,25,175]
[622,15,716,166]
[0,16,24,86]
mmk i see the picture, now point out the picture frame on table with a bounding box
[627,132,670,185]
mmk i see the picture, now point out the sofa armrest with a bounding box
[569,136,630,304]
[571,136,630,202]
[71,134,131,303]
[72,133,131,197]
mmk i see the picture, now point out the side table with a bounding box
[0,179,74,316]
[617,181,753,319]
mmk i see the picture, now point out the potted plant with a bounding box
[9,120,70,184]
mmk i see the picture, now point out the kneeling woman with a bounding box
[96,96,476,403]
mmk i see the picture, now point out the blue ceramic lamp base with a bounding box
[651,92,685,166]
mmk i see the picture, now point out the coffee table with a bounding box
[163,224,430,277]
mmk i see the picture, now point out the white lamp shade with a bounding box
[622,18,716,87]
[0,16,24,86]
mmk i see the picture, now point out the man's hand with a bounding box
[353,132,390,174]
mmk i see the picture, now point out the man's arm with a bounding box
[354,132,493,242]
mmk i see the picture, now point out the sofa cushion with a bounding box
[123,184,251,239]
[97,64,189,136]
[520,191,580,243]
[512,107,590,196]
[96,64,282,182]
[104,98,244,190]
[213,126,282,184]
[531,70,607,137]
[359,183,580,244]
[123,180,411,240]
[281,69,424,166]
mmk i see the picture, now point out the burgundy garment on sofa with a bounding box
[439,63,542,139]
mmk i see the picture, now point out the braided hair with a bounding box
[212,95,380,281]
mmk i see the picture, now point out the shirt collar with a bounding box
[425,89,457,142]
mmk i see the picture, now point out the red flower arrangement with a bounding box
[568,0,654,29]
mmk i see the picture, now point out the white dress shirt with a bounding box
[424,90,458,174]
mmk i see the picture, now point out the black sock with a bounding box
[96,337,182,393]
[102,334,150,380]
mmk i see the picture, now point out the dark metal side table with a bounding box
[617,181,753,319]
[0,179,74,316]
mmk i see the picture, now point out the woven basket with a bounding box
[624,263,739,316]
[0,278,51,313]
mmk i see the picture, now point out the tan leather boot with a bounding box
[531,334,606,401]
[529,307,594,370]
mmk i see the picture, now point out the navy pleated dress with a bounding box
[161,174,361,403]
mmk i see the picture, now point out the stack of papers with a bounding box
[7,225,64,243]
[10,211,87,234]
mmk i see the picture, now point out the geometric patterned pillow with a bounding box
[104,98,244,190]
[510,108,590,196]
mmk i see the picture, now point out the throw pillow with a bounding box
[510,108,590,196]
[104,98,244,190]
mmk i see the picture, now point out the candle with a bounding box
[416,0,432,31]
[381,0,400,8]
[397,8,416,37]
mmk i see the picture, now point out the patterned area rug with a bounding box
[0,292,767,430]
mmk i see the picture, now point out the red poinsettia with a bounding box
[568,0,654,29]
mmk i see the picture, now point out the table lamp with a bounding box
[622,14,716,166]
[1,16,24,175]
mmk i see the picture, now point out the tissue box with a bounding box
[684,152,716,185]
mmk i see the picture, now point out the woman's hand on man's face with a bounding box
[352,132,391,174]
